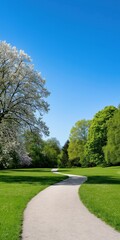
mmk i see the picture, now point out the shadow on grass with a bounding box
[85,176,120,185]
[12,169,51,173]
[0,174,67,185]
[0,174,119,185]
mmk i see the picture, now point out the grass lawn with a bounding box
[59,166,120,232]
[0,168,67,240]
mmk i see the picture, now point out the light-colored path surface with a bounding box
[22,170,120,240]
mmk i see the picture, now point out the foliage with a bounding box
[58,140,69,167]
[24,132,61,167]
[85,106,117,166]
[23,130,45,167]
[59,166,120,232]
[0,168,67,240]
[0,121,31,169]
[68,120,90,166]
[103,108,120,166]
[0,41,50,168]
[0,41,49,135]
[43,138,61,167]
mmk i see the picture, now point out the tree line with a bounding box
[60,105,120,167]
[0,41,120,169]
[19,104,120,168]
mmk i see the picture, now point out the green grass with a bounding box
[59,166,120,232]
[0,168,67,240]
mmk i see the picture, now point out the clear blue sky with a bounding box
[0,0,120,146]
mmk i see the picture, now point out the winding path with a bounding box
[22,170,120,240]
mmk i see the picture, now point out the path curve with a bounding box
[22,169,120,240]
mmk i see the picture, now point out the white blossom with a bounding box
[0,41,50,135]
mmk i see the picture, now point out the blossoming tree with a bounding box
[0,41,50,168]
[0,41,50,134]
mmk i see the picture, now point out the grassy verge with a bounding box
[0,168,67,240]
[59,166,120,232]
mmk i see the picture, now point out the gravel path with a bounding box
[22,170,120,240]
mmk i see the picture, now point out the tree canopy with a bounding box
[24,133,61,168]
[85,106,117,166]
[103,108,120,166]
[43,138,61,167]
[68,119,90,166]
[0,41,50,169]
[0,41,49,134]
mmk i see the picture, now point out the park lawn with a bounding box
[59,166,120,232]
[0,168,67,240]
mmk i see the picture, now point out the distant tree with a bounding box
[85,106,117,166]
[24,130,45,167]
[103,108,120,166]
[58,140,69,167]
[0,41,49,135]
[68,120,90,166]
[24,133,61,168]
[43,138,61,167]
